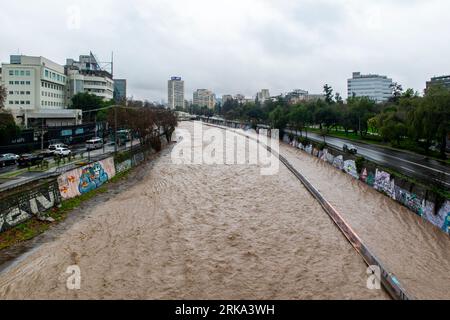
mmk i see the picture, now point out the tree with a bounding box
[323,84,334,105]
[0,84,6,109]
[70,92,106,122]
[346,96,377,137]
[154,108,178,142]
[411,85,450,157]
[0,111,21,145]
[335,92,344,105]
[269,106,289,138]
[389,82,403,104]
[289,104,308,137]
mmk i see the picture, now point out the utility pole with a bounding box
[114,105,118,154]
[41,118,44,151]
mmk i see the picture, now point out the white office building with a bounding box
[0,55,81,128]
[168,77,185,109]
[347,72,393,103]
[65,53,114,104]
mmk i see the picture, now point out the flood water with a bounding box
[280,143,450,300]
[0,122,394,299]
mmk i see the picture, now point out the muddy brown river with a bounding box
[0,121,446,299]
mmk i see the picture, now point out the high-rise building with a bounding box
[65,53,115,104]
[426,75,450,92]
[193,89,216,109]
[168,77,185,109]
[0,55,81,128]
[114,79,127,103]
[256,89,270,104]
[347,72,393,103]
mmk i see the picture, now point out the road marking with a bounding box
[300,132,450,177]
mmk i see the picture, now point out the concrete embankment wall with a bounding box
[282,135,450,236]
[0,179,61,233]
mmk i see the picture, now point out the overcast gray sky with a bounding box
[1,0,449,102]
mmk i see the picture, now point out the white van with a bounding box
[86,138,103,151]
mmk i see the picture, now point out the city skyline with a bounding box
[1,0,450,101]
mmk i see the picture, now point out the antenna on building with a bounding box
[111,51,114,78]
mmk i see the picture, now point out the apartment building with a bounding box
[193,89,216,109]
[0,55,81,127]
[65,53,114,104]
[168,77,185,109]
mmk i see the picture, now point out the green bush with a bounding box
[297,136,310,146]
[318,142,327,151]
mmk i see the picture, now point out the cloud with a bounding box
[1,0,449,101]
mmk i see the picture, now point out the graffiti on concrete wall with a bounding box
[344,160,359,179]
[116,159,132,174]
[284,134,450,236]
[332,155,344,170]
[443,212,450,234]
[360,168,368,182]
[132,152,145,166]
[366,171,375,187]
[374,169,395,198]
[0,181,61,233]
[326,152,335,164]
[312,148,319,157]
[422,200,450,234]
[320,149,328,161]
[394,186,423,216]
[305,145,313,155]
[58,157,116,200]
[283,135,290,143]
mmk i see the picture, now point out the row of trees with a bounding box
[105,101,178,151]
[70,92,178,150]
[184,83,448,158]
[0,84,22,145]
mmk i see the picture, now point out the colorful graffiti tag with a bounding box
[332,155,344,170]
[58,157,116,200]
[374,169,395,198]
[343,160,359,179]
[116,159,132,174]
[394,186,423,216]
[0,181,61,233]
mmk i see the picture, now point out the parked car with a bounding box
[0,154,18,167]
[86,137,104,151]
[54,147,72,157]
[46,144,69,155]
[343,143,358,155]
[17,153,45,167]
